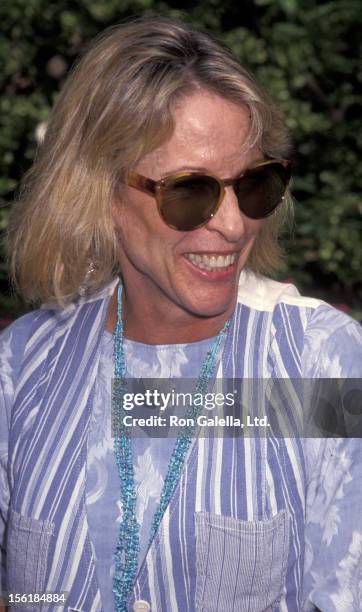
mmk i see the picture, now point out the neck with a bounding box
[106,283,235,344]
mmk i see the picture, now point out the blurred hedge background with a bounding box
[1,0,361,324]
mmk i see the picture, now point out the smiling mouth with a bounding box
[185,252,238,271]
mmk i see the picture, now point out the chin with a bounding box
[177,277,240,317]
[181,294,235,320]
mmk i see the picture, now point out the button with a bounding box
[133,600,151,612]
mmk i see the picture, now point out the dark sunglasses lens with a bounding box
[160,175,221,231]
[236,163,290,219]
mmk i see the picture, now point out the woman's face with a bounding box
[112,89,264,327]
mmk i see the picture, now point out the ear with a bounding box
[111,186,124,224]
[111,197,118,220]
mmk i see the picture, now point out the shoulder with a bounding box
[237,271,362,377]
[0,310,50,375]
[237,270,354,321]
[0,278,117,379]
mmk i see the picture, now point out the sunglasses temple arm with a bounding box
[128,172,157,196]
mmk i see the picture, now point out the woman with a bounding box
[1,16,361,612]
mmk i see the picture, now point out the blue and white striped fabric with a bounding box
[86,330,219,608]
[1,271,362,611]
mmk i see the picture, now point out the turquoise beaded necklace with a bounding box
[112,282,230,611]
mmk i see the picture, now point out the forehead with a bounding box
[138,89,255,174]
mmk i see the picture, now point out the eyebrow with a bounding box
[160,159,265,178]
[160,165,209,177]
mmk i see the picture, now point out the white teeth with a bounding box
[186,253,237,270]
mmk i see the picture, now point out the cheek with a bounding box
[112,196,150,246]
[239,219,265,264]
[244,217,264,240]
[111,196,177,265]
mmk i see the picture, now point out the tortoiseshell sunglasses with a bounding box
[127,159,291,231]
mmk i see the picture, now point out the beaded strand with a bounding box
[112,283,230,611]
[113,284,140,610]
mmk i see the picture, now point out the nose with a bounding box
[205,185,246,241]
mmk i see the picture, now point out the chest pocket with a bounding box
[6,507,54,608]
[195,509,289,612]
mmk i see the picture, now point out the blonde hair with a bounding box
[8,16,292,306]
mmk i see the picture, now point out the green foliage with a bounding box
[1,0,361,319]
